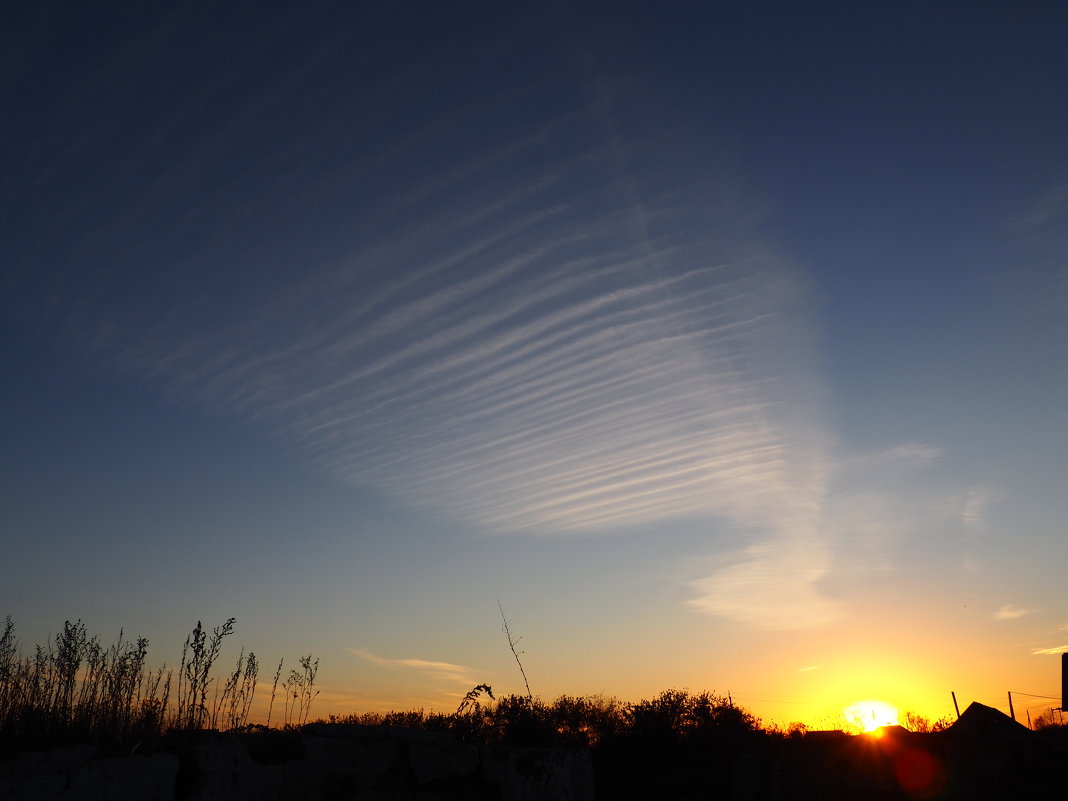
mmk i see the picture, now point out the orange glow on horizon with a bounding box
[843,699,900,732]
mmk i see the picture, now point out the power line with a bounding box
[1008,691,1061,700]
[731,695,823,706]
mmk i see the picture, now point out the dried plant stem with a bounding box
[266,658,283,729]
[498,600,532,700]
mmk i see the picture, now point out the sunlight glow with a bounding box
[843,699,900,732]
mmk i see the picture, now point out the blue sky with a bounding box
[3,1,1068,724]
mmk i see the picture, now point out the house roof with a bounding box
[950,702,1032,738]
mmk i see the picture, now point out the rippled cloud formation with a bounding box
[10,10,850,628]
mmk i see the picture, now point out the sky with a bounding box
[3,1,1068,729]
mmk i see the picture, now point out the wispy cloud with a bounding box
[1031,645,1068,656]
[11,32,927,632]
[821,443,946,582]
[103,153,836,545]
[17,62,857,629]
[838,444,941,475]
[60,158,876,631]
[346,648,478,685]
[994,605,1037,621]
[961,486,1004,530]
[798,665,820,673]
[1011,180,1068,229]
[690,537,840,629]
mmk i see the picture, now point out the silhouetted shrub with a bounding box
[624,689,758,753]
[486,694,556,746]
[549,693,627,747]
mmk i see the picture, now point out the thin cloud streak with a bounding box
[346,648,479,685]
[1032,645,1068,656]
[1011,180,1068,229]
[994,605,1037,621]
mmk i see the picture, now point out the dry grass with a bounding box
[0,615,315,754]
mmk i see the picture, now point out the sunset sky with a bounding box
[3,2,1067,728]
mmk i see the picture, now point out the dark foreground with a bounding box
[2,721,1067,800]
[599,724,1068,800]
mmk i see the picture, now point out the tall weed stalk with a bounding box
[0,614,314,755]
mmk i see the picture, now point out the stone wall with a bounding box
[0,724,595,801]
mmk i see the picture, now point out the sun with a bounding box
[843,699,900,732]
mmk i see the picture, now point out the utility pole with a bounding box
[1061,652,1067,712]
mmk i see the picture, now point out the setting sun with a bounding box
[844,700,901,732]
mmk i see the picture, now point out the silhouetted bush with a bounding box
[488,694,557,746]
[625,688,758,753]
[321,688,760,754]
[548,693,628,747]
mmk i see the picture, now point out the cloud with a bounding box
[798,665,820,673]
[689,538,841,630]
[837,444,941,476]
[994,605,1037,621]
[1011,181,1068,229]
[346,648,478,685]
[127,201,835,543]
[961,486,1004,530]
[817,445,948,583]
[1031,645,1068,656]
[10,42,885,630]
[15,54,855,630]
